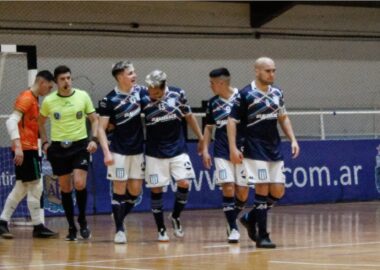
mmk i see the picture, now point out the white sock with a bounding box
[26,180,43,226]
[0,180,27,222]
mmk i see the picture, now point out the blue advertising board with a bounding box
[1,140,380,217]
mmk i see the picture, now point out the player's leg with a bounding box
[0,180,27,239]
[72,141,91,240]
[73,168,90,239]
[145,155,170,241]
[268,161,286,210]
[26,179,58,238]
[170,153,194,238]
[59,174,77,241]
[235,162,249,217]
[124,154,144,219]
[106,152,128,243]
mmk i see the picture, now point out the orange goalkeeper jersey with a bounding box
[14,90,39,150]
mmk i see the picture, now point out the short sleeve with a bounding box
[14,92,33,114]
[278,90,287,116]
[205,100,215,125]
[97,97,111,117]
[229,92,245,121]
[178,88,191,115]
[84,92,96,114]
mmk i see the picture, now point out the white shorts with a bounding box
[145,153,195,188]
[214,158,248,187]
[243,159,285,185]
[107,153,145,181]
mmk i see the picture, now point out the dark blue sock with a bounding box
[267,194,280,210]
[112,193,125,232]
[235,198,247,217]
[223,196,237,231]
[172,187,189,219]
[151,192,165,231]
[123,191,138,219]
[252,194,268,238]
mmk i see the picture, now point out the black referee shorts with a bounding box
[14,150,41,182]
[47,139,90,176]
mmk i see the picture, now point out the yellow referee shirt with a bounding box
[40,88,95,142]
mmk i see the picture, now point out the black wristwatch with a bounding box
[91,136,99,144]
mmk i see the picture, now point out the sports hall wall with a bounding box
[0,2,379,215]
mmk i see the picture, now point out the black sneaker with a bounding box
[0,220,13,239]
[79,226,91,240]
[256,234,276,249]
[239,213,256,242]
[33,224,59,239]
[65,227,77,241]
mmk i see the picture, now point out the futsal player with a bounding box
[227,57,300,248]
[202,68,249,243]
[141,70,204,241]
[38,65,98,241]
[0,71,58,239]
[97,61,144,244]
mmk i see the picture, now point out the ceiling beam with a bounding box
[250,1,295,28]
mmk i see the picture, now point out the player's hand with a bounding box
[42,142,49,154]
[87,141,97,154]
[14,146,24,166]
[230,147,243,164]
[291,140,300,159]
[104,152,114,166]
[202,151,212,169]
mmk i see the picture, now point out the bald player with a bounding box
[227,57,300,248]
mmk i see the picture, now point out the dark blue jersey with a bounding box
[97,85,145,155]
[230,81,286,161]
[205,88,243,160]
[141,86,191,158]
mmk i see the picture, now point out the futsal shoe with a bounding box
[239,213,257,242]
[114,231,127,244]
[168,214,184,238]
[0,220,13,239]
[256,233,276,249]
[158,228,169,242]
[65,227,77,241]
[33,224,59,238]
[79,226,91,240]
[227,229,240,244]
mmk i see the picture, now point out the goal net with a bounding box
[0,51,31,223]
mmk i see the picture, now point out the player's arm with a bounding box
[202,125,213,169]
[6,110,24,166]
[278,114,300,158]
[97,116,114,166]
[38,114,49,154]
[185,113,204,155]
[227,117,243,164]
[87,112,98,154]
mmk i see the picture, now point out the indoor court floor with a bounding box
[1,201,380,270]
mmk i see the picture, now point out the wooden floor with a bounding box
[1,202,380,270]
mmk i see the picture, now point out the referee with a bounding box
[38,65,98,241]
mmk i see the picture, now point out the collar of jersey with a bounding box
[251,81,272,97]
[115,85,134,96]
[57,89,76,98]
[219,87,238,103]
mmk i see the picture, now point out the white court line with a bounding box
[203,244,231,249]
[2,241,380,269]
[70,265,152,270]
[270,260,380,268]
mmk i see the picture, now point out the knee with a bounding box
[269,185,285,199]
[222,183,234,197]
[127,180,142,196]
[236,187,249,202]
[176,180,189,189]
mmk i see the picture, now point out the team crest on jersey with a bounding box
[129,96,136,104]
[168,98,176,107]
[53,112,61,120]
[76,111,83,119]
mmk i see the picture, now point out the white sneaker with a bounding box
[228,229,240,244]
[158,228,169,242]
[168,214,184,238]
[114,230,127,244]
